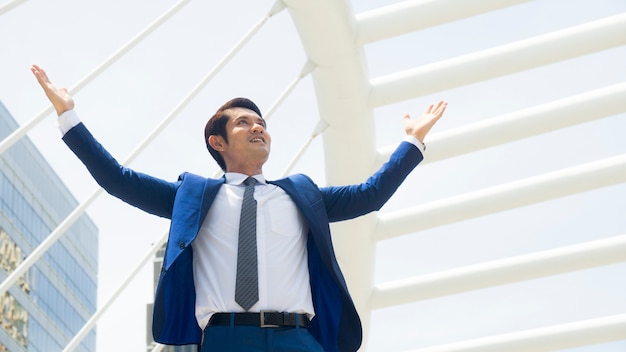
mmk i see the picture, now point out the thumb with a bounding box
[403,113,414,134]
[402,113,411,124]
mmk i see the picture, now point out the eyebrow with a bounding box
[234,115,266,128]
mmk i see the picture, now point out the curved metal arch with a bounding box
[283,1,626,350]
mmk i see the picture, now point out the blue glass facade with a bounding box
[0,101,98,352]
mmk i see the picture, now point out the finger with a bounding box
[31,65,49,86]
[31,64,44,78]
[403,113,413,130]
[35,65,52,85]
[437,101,448,115]
[403,113,411,127]
[433,102,448,118]
[430,100,444,112]
[31,67,46,86]
[40,68,51,84]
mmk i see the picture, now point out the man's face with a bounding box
[219,107,271,171]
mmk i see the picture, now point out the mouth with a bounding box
[250,137,265,143]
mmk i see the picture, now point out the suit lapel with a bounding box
[270,177,337,270]
[199,176,226,227]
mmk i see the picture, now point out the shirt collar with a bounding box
[224,173,266,186]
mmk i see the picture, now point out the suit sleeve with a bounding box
[62,122,178,219]
[320,141,423,222]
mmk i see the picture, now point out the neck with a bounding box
[224,156,266,176]
[226,164,263,176]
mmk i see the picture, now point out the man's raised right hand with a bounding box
[31,64,74,116]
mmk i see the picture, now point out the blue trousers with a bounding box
[200,325,324,352]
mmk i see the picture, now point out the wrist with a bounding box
[403,135,426,153]
[58,109,80,135]
[418,138,426,150]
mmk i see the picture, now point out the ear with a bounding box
[208,135,226,151]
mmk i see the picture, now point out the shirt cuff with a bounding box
[57,110,81,135]
[403,135,425,155]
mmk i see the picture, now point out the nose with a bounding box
[251,122,264,133]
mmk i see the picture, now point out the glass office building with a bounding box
[0,101,99,352]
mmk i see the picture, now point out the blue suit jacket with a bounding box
[63,122,423,352]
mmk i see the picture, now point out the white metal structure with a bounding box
[1,0,625,351]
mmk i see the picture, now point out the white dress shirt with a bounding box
[192,173,314,329]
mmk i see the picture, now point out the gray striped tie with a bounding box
[235,177,258,311]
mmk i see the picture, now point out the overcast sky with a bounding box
[1,0,625,351]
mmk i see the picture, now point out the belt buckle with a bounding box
[260,311,280,328]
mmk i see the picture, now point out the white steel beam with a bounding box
[284,0,378,340]
[375,153,626,241]
[150,343,165,352]
[376,82,626,167]
[370,13,626,107]
[0,0,27,15]
[371,234,626,309]
[285,0,376,177]
[356,0,531,44]
[0,0,192,156]
[410,314,626,352]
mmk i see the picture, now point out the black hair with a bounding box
[204,98,263,171]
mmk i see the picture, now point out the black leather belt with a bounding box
[208,311,310,328]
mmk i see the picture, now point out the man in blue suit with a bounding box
[32,64,447,351]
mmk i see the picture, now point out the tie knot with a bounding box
[243,177,257,187]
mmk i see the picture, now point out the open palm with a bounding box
[31,64,75,116]
[403,100,447,143]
